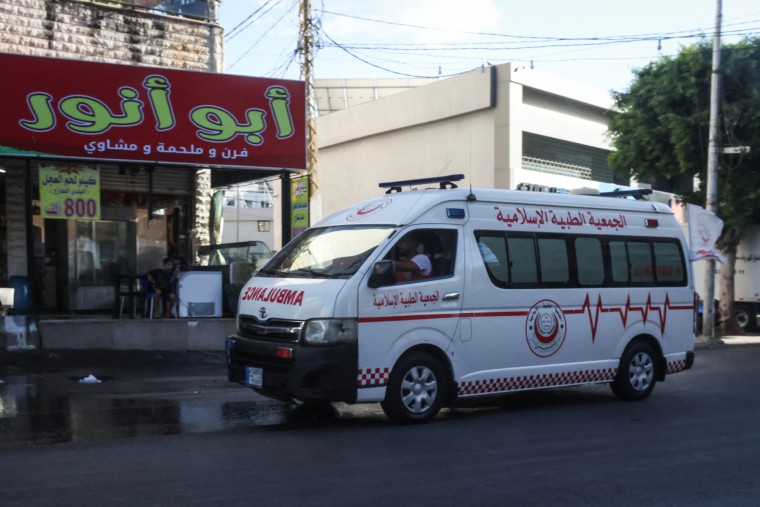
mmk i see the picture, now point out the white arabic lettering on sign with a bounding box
[81,140,253,161]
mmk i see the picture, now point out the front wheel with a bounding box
[611,341,658,401]
[381,351,448,424]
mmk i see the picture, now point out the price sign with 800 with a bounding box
[64,198,98,218]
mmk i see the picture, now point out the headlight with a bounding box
[303,319,357,345]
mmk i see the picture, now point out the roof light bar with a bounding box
[379,174,465,193]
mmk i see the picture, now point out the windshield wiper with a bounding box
[291,267,342,279]
[256,268,288,277]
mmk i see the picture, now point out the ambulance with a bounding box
[226,175,695,423]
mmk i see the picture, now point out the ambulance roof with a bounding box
[316,188,673,228]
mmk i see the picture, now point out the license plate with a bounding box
[245,366,263,387]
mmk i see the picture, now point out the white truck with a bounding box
[693,225,760,331]
[733,226,760,331]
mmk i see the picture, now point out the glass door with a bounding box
[68,220,136,310]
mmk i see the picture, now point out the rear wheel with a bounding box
[381,351,447,424]
[611,341,657,401]
[735,305,756,332]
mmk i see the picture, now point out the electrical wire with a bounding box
[224,3,760,81]
[225,0,283,41]
[317,8,760,44]
[313,10,759,80]
[227,3,296,72]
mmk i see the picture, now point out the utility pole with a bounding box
[702,0,722,338]
[299,0,318,202]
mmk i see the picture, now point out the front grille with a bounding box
[238,315,304,343]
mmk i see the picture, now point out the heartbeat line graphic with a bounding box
[564,293,694,342]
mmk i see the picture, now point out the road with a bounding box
[1,343,760,506]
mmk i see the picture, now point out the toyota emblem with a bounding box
[259,307,268,319]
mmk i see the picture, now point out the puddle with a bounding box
[0,370,386,448]
[68,375,117,383]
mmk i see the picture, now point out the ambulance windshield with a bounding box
[258,225,394,279]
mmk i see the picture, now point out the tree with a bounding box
[607,37,760,334]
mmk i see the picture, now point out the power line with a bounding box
[226,0,285,42]
[226,1,297,72]
[321,30,474,79]
[317,8,760,43]
[313,11,759,80]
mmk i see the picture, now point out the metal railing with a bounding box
[522,156,592,180]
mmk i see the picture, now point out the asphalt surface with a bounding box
[0,335,754,450]
[2,339,760,506]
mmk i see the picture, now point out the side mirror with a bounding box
[368,260,397,288]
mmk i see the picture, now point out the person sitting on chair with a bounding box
[392,232,433,282]
[147,258,177,319]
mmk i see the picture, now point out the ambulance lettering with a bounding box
[494,206,628,231]
[242,286,304,306]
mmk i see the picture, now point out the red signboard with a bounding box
[0,53,306,171]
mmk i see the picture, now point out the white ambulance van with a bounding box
[226,175,695,423]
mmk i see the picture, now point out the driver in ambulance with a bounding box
[392,232,433,281]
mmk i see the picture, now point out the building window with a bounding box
[522,132,621,184]
[258,221,271,233]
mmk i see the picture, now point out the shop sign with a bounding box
[39,165,101,220]
[0,54,306,171]
[291,176,310,239]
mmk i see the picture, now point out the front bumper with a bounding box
[226,335,358,403]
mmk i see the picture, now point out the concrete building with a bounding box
[314,63,628,217]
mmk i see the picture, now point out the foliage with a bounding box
[608,38,760,241]
[608,38,760,334]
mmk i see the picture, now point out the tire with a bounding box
[735,305,756,332]
[611,341,658,401]
[381,351,448,424]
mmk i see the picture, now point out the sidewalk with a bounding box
[696,334,760,348]
[1,348,227,378]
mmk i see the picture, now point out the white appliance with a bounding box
[176,271,223,318]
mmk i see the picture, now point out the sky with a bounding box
[218,0,760,93]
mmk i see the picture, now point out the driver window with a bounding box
[385,229,457,283]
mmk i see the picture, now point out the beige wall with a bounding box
[316,67,499,217]
[314,63,614,221]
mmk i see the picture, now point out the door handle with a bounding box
[442,292,460,301]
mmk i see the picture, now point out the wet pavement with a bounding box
[0,349,373,449]
[2,336,758,450]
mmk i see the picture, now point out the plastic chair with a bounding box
[114,275,142,319]
[6,276,38,349]
[138,276,157,319]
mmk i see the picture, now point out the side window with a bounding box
[653,241,685,284]
[421,229,458,278]
[609,240,629,283]
[507,235,538,285]
[473,231,684,289]
[538,236,569,285]
[628,241,654,283]
[384,228,458,283]
[475,233,508,286]
[575,237,604,286]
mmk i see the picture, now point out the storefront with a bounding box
[0,53,305,315]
